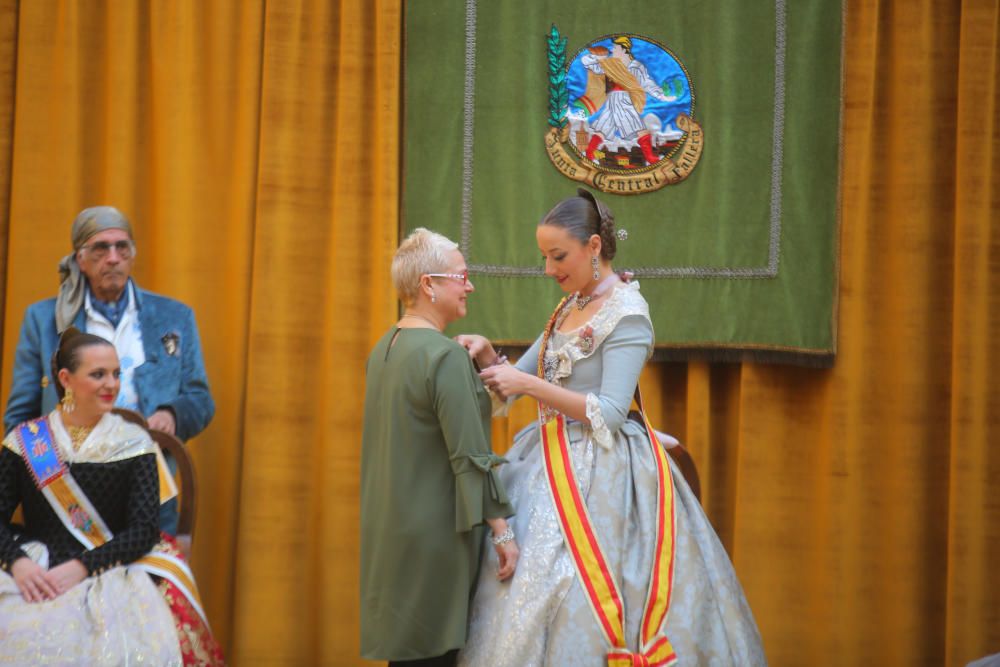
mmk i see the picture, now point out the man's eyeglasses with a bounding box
[80,240,135,260]
[426,270,470,285]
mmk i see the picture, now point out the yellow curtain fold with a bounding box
[228,1,399,664]
[0,1,996,666]
[946,1,1000,664]
[0,0,15,319]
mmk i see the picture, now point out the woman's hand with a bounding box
[454,334,498,368]
[479,364,536,399]
[11,557,58,603]
[494,539,519,581]
[43,559,87,597]
[486,518,519,580]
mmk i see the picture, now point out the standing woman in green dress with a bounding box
[360,228,519,667]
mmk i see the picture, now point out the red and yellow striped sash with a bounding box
[540,399,678,667]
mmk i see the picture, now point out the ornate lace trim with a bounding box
[542,281,651,388]
[585,393,613,450]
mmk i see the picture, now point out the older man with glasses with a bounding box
[3,205,214,535]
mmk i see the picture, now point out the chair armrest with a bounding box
[112,408,197,557]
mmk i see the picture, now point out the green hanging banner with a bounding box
[404,0,842,365]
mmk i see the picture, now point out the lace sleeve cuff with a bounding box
[585,393,614,450]
[484,361,516,416]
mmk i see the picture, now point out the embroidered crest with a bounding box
[30,438,49,458]
[545,27,704,195]
[16,418,65,487]
[161,332,180,357]
[67,502,94,532]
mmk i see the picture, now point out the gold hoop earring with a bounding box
[61,387,76,414]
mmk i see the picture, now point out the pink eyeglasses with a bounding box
[426,270,469,285]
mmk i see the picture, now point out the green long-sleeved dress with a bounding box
[360,327,513,660]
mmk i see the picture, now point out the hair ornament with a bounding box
[616,228,628,241]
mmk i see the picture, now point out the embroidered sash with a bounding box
[16,419,114,548]
[135,549,208,624]
[537,300,678,667]
[14,416,208,625]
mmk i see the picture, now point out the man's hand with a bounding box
[148,409,176,435]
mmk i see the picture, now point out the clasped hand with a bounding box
[479,364,533,401]
[147,409,176,435]
[454,334,496,369]
[11,557,87,603]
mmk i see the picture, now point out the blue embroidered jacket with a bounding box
[3,285,214,442]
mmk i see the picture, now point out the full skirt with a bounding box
[0,538,223,666]
[459,418,767,667]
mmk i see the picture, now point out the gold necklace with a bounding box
[399,313,441,330]
[66,424,94,451]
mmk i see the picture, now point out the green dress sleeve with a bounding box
[432,344,514,532]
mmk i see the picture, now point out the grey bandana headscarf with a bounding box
[55,206,134,333]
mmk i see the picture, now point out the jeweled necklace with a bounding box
[399,313,441,331]
[65,424,94,451]
[574,273,620,311]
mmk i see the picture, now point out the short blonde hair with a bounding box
[391,228,459,306]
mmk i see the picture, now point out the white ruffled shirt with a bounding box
[84,284,145,411]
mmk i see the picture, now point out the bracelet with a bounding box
[490,526,515,546]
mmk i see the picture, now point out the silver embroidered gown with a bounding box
[459,282,767,667]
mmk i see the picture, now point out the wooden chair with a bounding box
[628,410,701,501]
[662,439,701,502]
[112,408,197,557]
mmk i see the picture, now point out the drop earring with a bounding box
[430,291,437,304]
[591,256,600,281]
[61,387,76,414]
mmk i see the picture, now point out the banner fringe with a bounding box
[497,344,835,369]
[649,347,835,368]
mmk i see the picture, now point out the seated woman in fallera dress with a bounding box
[0,328,223,665]
[456,189,767,667]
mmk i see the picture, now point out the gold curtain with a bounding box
[0,1,995,666]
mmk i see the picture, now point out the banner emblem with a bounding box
[545,28,704,195]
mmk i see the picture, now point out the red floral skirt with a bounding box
[154,534,226,666]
